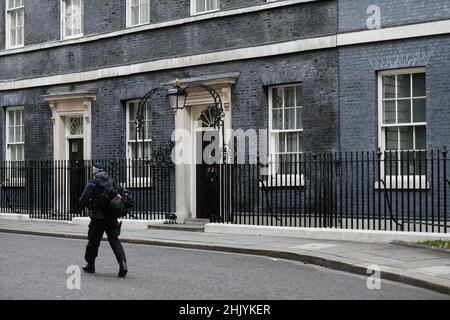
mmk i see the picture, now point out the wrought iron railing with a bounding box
[0,159,174,221]
[223,150,449,233]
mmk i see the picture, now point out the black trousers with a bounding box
[85,219,126,264]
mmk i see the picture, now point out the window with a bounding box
[268,84,303,185]
[379,69,426,177]
[126,0,150,27]
[6,107,24,161]
[61,0,84,39]
[191,0,220,15]
[126,100,151,183]
[5,0,24,49]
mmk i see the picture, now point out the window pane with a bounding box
[129,102,137,121]
[285,87,295,108]
[298,133,303,151]
[15,110,22,125]
[384,151,398,176]
[276,133,285,153]
[17,27,23,45]
[286,133,298,152]
[382,75,395,99]
[17,145,24,161]
[397,100,411,123]
[15,127,21,143]
[10,27,16,46]
[8,0,14,9]
[17,8,24,26]
[385,128,398,150]
[413,73,426,97]
[139,2,149,23]
[415,126,426,149]
[206,0,217,11]
[412,99,426,122]
[131,5,139,25]
[272,109,282,130]
[296,107,303,130]
[145,120,151,140]
[197,0,206,12]
[129,122,137,140]
[8,127,15,143]
[414,150,427,175]
[399,126,413,150]
[397,74,411,98]
[272,88,283,109]
[65,17,72,36]
[383,101,396,124]
[9,110,15,126]
[10,145,17,161]
[296,86,302,106]
[284,108,295,130]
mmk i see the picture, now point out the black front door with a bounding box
[69,139,85,214]
[196,132,220,220]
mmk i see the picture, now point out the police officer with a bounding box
[79,163,128,278]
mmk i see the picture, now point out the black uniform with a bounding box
[79,171,126,265]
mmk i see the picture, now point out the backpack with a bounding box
[100,177,134,219]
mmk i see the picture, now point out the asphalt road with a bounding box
[0,232,448,300]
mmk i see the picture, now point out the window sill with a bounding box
[375,176,429,190]
[259,175,305,188]
[61,34,83,41]
[126,21,150,29]
[191,9,221,16]
[5,44,24,50]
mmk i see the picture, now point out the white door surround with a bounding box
[44,92,95,160]
[172,76,236,223]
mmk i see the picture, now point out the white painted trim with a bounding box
[0,35,336,91]
[1,20,450,91]
[377,68,427,179]
[204,223,450,243]
[0,0,319,57]
[5,106,25,161]
[5,2,25,50]
[337,19,450,47]
[60,0,84,40]
[0,3,448,57]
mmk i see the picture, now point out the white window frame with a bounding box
[125,100,152,188]
[191,0,220,16]
[377,67,428,189]
[5,0,25,49]
[61,0,84,40]
[267,84,304,187]
[126,0,150,28]
[4,106,25,186]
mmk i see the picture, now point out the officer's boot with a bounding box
[118,260,128,278]
[82,262,95,274]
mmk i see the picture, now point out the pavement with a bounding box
[0,219,449,297]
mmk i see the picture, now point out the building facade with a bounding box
[0,0,449,225]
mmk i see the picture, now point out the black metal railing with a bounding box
[222,149,449,233]
[0,159,175,221]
